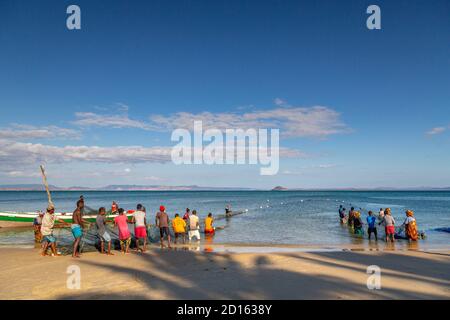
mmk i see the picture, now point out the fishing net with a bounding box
[53,222,177,255]
[50,209,245,255]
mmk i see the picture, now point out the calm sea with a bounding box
[1,190,449,248]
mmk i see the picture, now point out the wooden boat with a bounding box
[0,211,134,229]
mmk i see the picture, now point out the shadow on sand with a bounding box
[55,244,450,300]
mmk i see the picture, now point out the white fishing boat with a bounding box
[0,211,133,228]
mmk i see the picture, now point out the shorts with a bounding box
[368,227,377,234]
[188,230,201,241]
[120,237,131,247]
[42,235,56,243]
[159,227,170,238]
[174,232,185,237]
[99,231,111,242]
[204,229,215,235]
[71,224,83,239]
[385,226,395,235]
[135,226,147,239]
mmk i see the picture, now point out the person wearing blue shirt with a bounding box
[366,211,378,241]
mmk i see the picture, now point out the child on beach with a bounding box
[114,208,131,254]
[132,204,147,252]
[33,211,44,243]
[96,207,113,255]
[379,208,395,242]
[172,213,187,244]
[366,211,378,240]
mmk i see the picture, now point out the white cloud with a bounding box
[73,112,157,131]
[149,104,349,138]
[0,124,81,140]
[142,175,163,181]
[281,170,302,175]
[0,139,304,167]
[274,98,287,106]
[4,170,40,178]
[116,103,130,112]
[0,139,172,165]
[316,164,337,169]
[72,100,349,139]
[426,127,446,135]
[282,164,337,175]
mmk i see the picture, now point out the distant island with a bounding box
[272,186,288,191]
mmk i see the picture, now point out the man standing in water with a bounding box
[188,210,201,242]
[156,205,171,248]
[72,198,87,258]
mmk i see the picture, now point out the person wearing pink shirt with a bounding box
[114,208,131,254]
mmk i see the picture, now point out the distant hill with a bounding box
[272,186,288,191]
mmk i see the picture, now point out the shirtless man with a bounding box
[71,198,87,258]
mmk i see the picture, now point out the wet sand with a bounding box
[0,244,449,300]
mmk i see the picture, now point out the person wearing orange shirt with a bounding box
[204,213,215,235]
[172,213,186,244]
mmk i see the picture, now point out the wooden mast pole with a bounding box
[40,165,54,209]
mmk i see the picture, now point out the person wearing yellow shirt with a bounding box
[172,213,187,244]
[204,213,215,235]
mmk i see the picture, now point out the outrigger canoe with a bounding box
[0,211,134,229]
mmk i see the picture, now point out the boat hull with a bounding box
[0,211,133,229]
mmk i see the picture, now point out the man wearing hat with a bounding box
[41,204,65,256]
[156,205,171,248]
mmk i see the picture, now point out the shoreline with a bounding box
[2,238,450,254]
[1,244,449,300]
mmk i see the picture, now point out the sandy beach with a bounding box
[1,244,449,300]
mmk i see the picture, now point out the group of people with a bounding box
[34,196,218,258]
[338,205,419,242]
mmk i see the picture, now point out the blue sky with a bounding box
[0,0,449,188]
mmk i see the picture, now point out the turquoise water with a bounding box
[0,190,449,247]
